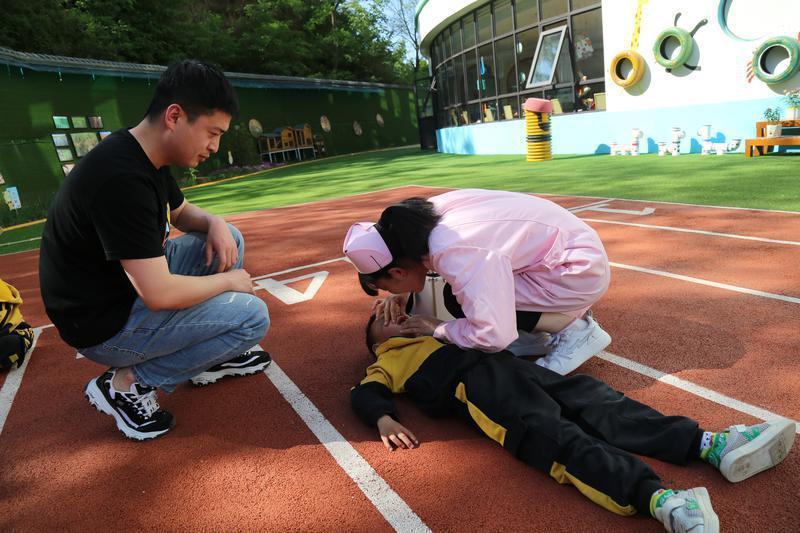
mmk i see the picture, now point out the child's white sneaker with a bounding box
[652,488,719,533]
[702,419,795,482]
[535,312,610,374]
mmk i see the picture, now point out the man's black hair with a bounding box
[365,314,378,356]
[358,197,441,295]
[145,60,239,122]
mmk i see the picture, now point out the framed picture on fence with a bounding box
[52,133,70,148]
[53,116,70,129]
[56,148,74,162]
[70,132,99,157]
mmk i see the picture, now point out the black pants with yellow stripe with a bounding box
[454,353,701,516]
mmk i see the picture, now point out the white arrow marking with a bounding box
[572,202,655,216]
[254,271,329,305]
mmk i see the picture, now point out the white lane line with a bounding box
[251,257,349,281]
[567,199,615,212]
[261,347,430,533]
[610,262,800,305]
[0,327,44,435]
[584,218,800,246]
[253,256,800,306]
[598,350,800,434]
[534,192,800,215]
[0,236,42,248]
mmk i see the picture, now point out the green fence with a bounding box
[0,65,418,226]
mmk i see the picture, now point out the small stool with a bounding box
[523,98,553,162]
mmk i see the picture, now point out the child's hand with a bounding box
[377,415,419,452]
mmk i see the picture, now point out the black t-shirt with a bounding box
[39,129,184,348]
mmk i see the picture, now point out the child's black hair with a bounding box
[146,60,239,122]
[358,197,441,295]
[365,314,378,356]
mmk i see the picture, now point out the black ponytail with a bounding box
[377,197,440,262]
[357,197,441,294]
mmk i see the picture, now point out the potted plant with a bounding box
[763,107,783,138]
[783,89,800,121]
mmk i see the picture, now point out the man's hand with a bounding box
[205,216,238,272]
[372,294,410,325]
[224,269,255,294]
[377,415,418,452]
[399,315,443,337]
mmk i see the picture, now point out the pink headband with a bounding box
[343,222,393,274]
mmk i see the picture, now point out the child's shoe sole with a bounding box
[720,419,795,483]
[691,487,719,533]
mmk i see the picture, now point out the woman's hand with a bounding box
[372,294,410,325]
[377,415,419,451]
[399,315,443,337]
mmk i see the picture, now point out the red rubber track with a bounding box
[0,186,796,531]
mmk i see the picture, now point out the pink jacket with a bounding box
[426,189,610,352]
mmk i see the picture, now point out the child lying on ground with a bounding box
[351,314,796,533]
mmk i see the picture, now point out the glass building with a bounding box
[425,0,604,129]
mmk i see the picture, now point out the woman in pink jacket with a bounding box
[343,188,611,374]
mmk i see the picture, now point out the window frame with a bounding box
[525,25,568,89]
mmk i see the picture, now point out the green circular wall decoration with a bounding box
[653,27,693,70]
[752,36,800,84]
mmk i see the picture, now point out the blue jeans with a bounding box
[81,224,270,392]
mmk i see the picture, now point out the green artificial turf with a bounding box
[0,221,45,255]
[2,146,797,255]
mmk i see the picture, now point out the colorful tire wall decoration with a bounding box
[652,27,694,70]
[610,50,646,88]
[610,0,649,89]
[752,36,800,84]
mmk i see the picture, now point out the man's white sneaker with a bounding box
[534,313,610,375]
[652,488,719,533]
[190,350,271,386]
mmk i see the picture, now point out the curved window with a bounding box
[429,0,604,128]
[494,0,513,36]
[477,6,492,43]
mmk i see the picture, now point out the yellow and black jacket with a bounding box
[351,336,485,426]
[0,278,35,370]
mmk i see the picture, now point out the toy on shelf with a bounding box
[697,124,742,155]
[610,128,644,156]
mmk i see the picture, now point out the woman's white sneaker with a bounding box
[535,314,611,375]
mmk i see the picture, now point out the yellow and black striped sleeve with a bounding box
[350,337,444,426]
[351,381,397,426]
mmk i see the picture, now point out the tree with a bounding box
[0,0,414,83]
[367,0,426,78]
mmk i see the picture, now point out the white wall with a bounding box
[602,0,800,112]
[418,0,485,52]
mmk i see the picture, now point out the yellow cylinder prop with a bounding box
[523,98,553,162]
